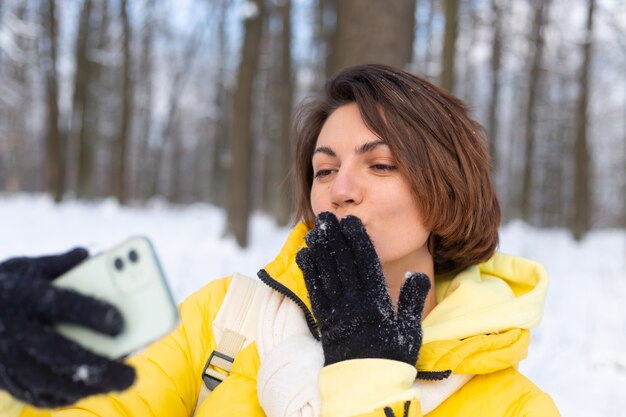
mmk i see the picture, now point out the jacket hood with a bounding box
[259,223,549,375]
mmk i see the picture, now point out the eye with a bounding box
[314,169,334,179]
[371,164,397,172]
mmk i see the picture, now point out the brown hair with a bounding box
[292,64,500,274]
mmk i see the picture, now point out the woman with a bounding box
[0,64,559,416]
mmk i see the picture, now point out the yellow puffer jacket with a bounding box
[4,223,560,417]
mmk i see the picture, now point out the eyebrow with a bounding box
[313,139,388,158]
[356,139,387,154]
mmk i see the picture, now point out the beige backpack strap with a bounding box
[193,273,270,415]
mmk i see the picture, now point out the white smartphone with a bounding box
[52,236,179,359]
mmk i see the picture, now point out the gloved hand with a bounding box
[0,248,136,408]
[296,212,431,366]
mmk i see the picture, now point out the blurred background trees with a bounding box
[0,0,624,246]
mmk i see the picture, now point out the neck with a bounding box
[383,251,437,317]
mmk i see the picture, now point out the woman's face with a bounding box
[310,103,432,269]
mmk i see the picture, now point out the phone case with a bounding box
[53,236,179,359]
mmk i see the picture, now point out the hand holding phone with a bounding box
[53,236,180,359]
[0,248,135,408]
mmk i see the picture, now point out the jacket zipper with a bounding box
[417,370,452,381]
[257,268,320,341]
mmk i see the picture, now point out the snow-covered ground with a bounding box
[1,193,625,416]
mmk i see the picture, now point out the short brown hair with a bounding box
[292,64,500,274]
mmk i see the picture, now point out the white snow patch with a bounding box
[72,365,90,382]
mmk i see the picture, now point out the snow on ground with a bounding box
[1,193,625,416]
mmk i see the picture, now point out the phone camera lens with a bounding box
[114,258,124,271]
[129,250,139,263]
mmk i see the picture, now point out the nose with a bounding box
[329,166,363,210]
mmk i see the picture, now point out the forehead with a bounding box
[315,103,389,152]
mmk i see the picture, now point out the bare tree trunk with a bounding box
[206,0,231,208]
[487,0,503,175]
[135,0,156,201]
[170,120,185,203]
[40,0,65,202]
[552,42,571,228]
[3,2,31,193]
[257,14,273,214]
[572,0,595,240]
[623,84,626,229]
[332,0,415,73]
[521,0,549,223]
[441,0,459,92]
[72,0,94,198]
[112,0,133,203]
[314,0,334,87]
[273,0,293,226]
[87,0,110,199]
[226,0,264,247]
[423,0,436,78]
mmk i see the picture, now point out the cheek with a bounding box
[310,185,327,216]
[369,191,430,260]
[370,219,430,263]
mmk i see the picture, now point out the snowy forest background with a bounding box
[0,0,624,244]
[1,0,626,415]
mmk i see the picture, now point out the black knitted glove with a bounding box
[0,249,136,408]
[296,212,431,366]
